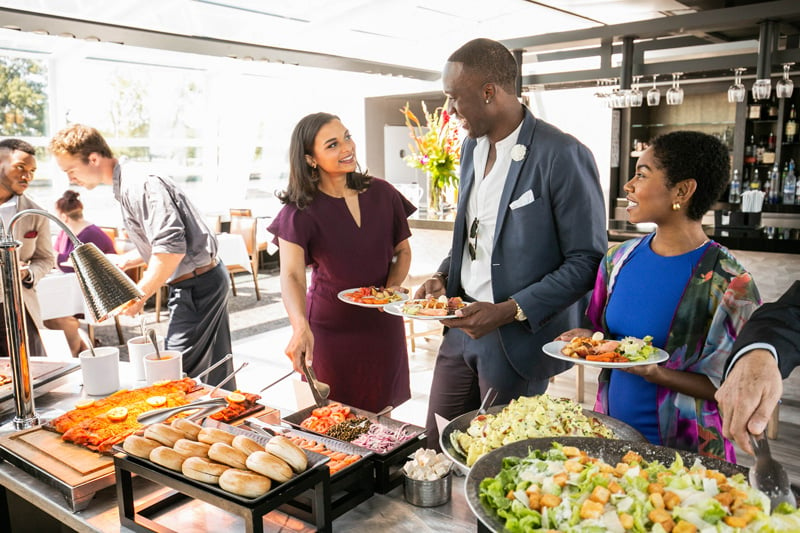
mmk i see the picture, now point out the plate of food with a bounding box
[337,286,409,308]
[542,334,669,368]
[384,296,467,320]
[466,437,800,533]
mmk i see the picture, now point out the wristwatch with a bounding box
[511,298,527,321]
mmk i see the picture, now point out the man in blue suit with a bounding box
[415,38,607,449]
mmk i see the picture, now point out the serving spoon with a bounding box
[749,432,797,510]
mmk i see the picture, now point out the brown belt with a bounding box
[169,259,218,285]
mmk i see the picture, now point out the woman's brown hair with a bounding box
[55,189,83,220]
[277,112,371,209]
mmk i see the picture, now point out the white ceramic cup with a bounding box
[127,334,165,381]
[79,346,121,396]
[143,350,183,385]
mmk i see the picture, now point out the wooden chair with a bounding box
[227,217,261,300]
[404,318,442,352]
[229,208,252,218]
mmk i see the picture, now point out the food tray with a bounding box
[113,422,328,506]
[440,403,646,472]
[282,403,427,494]
[282,403,425,456]
[114,420,333,532]
[0,358,80,420]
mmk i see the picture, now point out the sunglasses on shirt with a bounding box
[468,217,479,261]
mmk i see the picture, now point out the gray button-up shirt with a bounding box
[113,164,217,282]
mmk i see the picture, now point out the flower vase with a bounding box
[428,179,444,215]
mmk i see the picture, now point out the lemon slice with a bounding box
[226,392,246,404]
[146,395,167,408]
[153,380,171,386]
[75,399,95,409]
[107,407,129,422]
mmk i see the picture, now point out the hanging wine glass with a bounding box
[647,74,661,106]
[728,68,746,103]
[629,75,643,107]
[666,72,684,105]
[776,63,794,99]
[752,77,771,101]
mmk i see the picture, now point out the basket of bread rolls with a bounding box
[117,419,324,501]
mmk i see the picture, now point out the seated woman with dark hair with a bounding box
[53,189,116,272]
[43,190,117,356]
[558,131,760,462]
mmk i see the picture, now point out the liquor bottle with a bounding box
[787,104,798,143]
[783,159,797,205]
[767,165,779,204]
[749,167,760,190]
[728,169,741,204]
[744,135,757,165]
[755,136,765,164]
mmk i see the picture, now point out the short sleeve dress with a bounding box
[268,178,416,412]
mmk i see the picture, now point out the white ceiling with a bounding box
[1,0,696,72]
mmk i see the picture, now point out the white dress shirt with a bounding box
[0,196,18,231]
[460,121,523,302]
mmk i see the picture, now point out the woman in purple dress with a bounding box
[44,190,117,356]
[268,112,416,412]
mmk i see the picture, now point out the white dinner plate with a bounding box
[541,340,669,369]
[384,300,460,320]
[337,288,409,308]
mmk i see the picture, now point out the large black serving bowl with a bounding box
[465,436,750,533]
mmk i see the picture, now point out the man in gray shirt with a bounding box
[49,124,235,387]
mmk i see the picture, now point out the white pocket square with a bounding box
[510,189,535,210]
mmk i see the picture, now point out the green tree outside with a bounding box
[0,57,48,136]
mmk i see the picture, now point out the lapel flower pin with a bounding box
[511,144,527,162]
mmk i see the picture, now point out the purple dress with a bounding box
[55,224,116,273]
[268,178,416,412]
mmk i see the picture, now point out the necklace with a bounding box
[693,238,710,251]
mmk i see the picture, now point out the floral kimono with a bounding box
[588,236,760,462]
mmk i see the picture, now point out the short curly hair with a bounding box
[49,124,114,162]
[649,131,729,221]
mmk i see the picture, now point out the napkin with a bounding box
[741,190,764,213]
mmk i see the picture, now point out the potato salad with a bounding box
[451,395,614,467]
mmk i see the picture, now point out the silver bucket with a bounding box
[403,471,452,507]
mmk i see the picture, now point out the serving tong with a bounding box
[137,360,248,425]
[748,432,797,510]
[300,357,329,407]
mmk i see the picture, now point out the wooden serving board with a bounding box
[0,426,116,511]
[0,426,113,486]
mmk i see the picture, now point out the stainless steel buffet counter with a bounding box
[0,365,478,532]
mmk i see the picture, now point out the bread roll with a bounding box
[218,468,271,498]
[144,423,184,447]
[245,451,293,483]
[232,434,263,456]
[171,418,202,440]
[181,456,230,484]
[149,446,186,472]
[173,438,210,458]
[197,427,235,446]
[208,442,248,469]
[265,435,308,472]
[122,435,161,459]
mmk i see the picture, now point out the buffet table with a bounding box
[0,366,477,532]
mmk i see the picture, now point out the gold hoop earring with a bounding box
[672,202,681,211]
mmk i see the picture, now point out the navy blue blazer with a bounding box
[439,107,607,379]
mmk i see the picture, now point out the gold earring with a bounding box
[672,202,681,211]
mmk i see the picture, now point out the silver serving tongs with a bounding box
[137,361,248,425]
[244,418,291,437]
[300,356,327,408]
[748,432,797,510]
